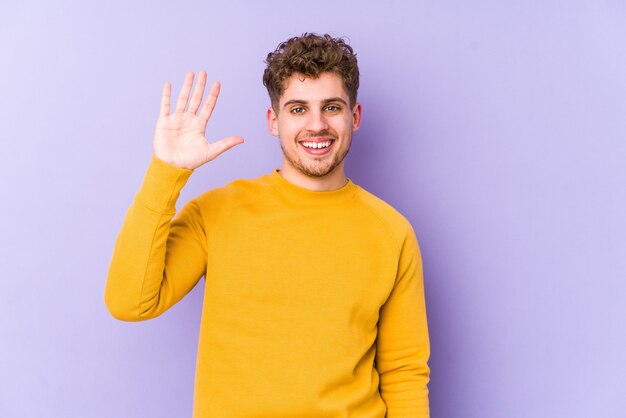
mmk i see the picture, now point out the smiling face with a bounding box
[267,71,362,191]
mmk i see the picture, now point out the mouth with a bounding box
[298,138,335,156]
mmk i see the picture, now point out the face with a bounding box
[267,72,361,181]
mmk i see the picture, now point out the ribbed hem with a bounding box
[135,154,193,213]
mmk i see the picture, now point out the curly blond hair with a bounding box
[263,33,359,112]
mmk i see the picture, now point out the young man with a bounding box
[105,33,430,417]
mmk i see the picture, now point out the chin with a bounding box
[299,161,342,178]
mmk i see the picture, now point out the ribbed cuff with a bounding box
[135,154,193,213]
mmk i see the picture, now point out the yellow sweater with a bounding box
[105,155,430,417]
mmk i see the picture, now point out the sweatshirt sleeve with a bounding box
[376,224,431,417]
[104,154,208,321]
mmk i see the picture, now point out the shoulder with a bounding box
[192,172,275,211]
[353,186,418,248]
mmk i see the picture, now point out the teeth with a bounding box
[302,141,332,149]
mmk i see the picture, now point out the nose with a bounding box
[305,109,329,132]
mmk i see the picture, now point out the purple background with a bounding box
[2,1,625,417]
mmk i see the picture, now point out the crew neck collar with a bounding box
[269,169,358,204]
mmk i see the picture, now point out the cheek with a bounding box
[332,117,353,133]
[277,125,297,143]
[280,121,302,137]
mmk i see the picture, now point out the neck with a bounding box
[278,162,348,191]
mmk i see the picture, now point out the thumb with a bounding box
[206,136,245,162]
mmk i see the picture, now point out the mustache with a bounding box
[297,130,337,140]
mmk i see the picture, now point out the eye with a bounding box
[290,107,306,114]
[324,105,340,112]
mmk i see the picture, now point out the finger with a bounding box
[187,70,207,114]
[206,136,245,162]
[198,80,220,122]
[174,71,194,113]
[159,82,171,117]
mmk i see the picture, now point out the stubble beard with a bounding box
[281,135,352,178]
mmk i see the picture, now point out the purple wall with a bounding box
[2,1,625,417]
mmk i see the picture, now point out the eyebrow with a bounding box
[282,97,348,109]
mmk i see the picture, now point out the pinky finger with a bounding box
[160,82,171,117]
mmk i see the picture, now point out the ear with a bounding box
[352,102,362,132]
[267,107,279,136]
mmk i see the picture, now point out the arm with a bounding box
[376,225,431,417]
[104,155,205,321]
[104,71,244,321]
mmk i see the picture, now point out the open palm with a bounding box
[153,71,244,170]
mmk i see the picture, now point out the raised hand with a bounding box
[153,71,244,170]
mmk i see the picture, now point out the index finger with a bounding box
[198,80,220,122]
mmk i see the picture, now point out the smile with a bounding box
[301,140,332,149]
[298,139,335,155]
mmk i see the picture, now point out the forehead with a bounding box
[279,72,349,105]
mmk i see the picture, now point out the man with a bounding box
[105,33,430,417]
